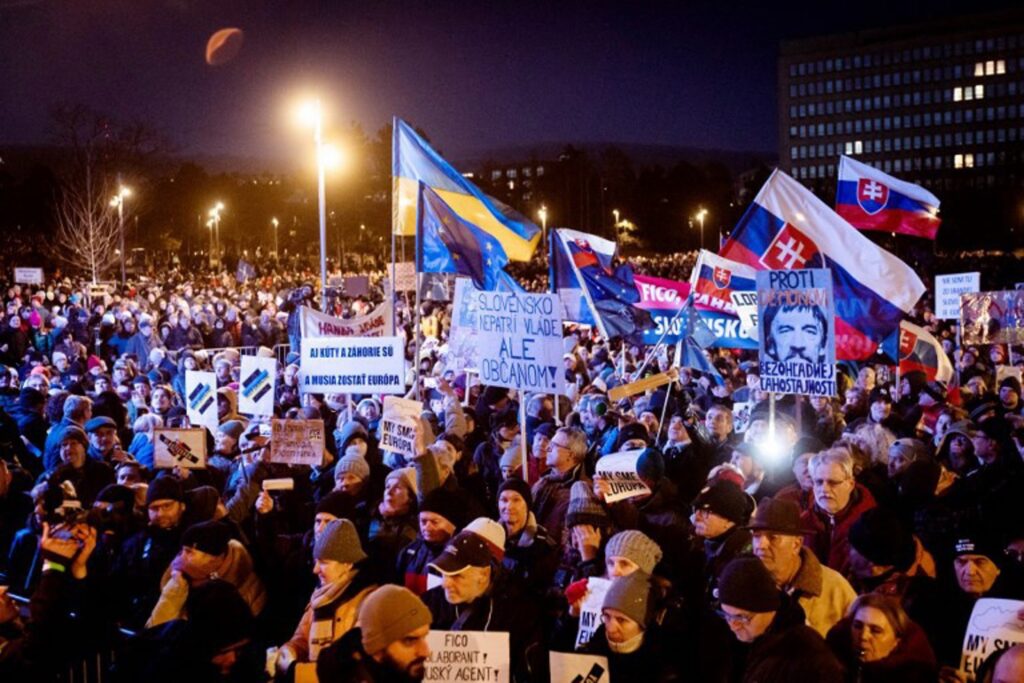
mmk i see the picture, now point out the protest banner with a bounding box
[730,290,758,336]
[424,631,509,683]
[14,267,44,285]
[476,290,566,395]
[344,275,369,298]
[420,272,454,301]
[388,261,417,292]
[595,450,651,503]
[300,336,404,394]
[634,274,690,346]
[935,272,981,319]
[959,598,1024,681]
[185,370,218,430]
[550,652,609,683]
[270,418,325,466]
[689,250,758,350]
[300,302,393,339]
[448,277,483,372]
[574,577,612,649]
[757,269,836,397]
[380,396,423,460]
[608,368,678,403]
[153,428,207,469]
[238,355,276,417]
[961,290,1024,345]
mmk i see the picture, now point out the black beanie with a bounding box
[186,580,253,655]
[498,477,534,510]
[181,520,231,557]
[146,475,184,506]
[717,557,782,613]
[315,491,357,520]
[96,484,136,511]
[420,488,466,529]
[693,481,754,526]
[849,507,915,571]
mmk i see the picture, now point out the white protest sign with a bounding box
[301,336,404,395]
[238,355,276,417]
[936,272,981,320]
[961,290,1024,345]
[730,290,758,336]
[388,262,417,292]
[185,371,218,431]
[424,631,509,683]
[14,267,44,285]
[270,418,325,466]
[550,652,610,683]
[959,598,1024,681]
[574,577,611,649]
[448,277,482,373]
[476,290,566,396]
[595,450,651,503]
[380,396,423,460]
[299,302,393,339]
[757,269,836,398]
[153,428,207,469]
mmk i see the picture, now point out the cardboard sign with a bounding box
[270,418,325,466]
[634,274,691,346]
[448,277,483,373]
[550,652,610,683]
[476,290,566,395]
[595,450,651,503]
[424,631,509,683]
[185,371,219,431]
[574,577,611,649]
[380,396,423,460]
[732,401,755,433]
[238,355,276,417]
[935,272,981,320]
[961,290,1024,345]
[300,336,405,394]
[959,598,1024,681]
[608,368,678,403]
[388,262,417,292]
[757,269,836,397]
[14,267,44,285]
[344,276,369,298]
[153,428,207,469]
[300,302,393,339]
[730,290,759,336]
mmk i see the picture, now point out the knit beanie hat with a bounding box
[334,453,370,481]
[314,518,367,564]
[218,419,246,441]
[315,491,357,520]
[848,507,916,571]
[693,481,754,526]
[59,425,88,448]
[716,556,782,613]
[420,488,466,530]
[497,477,533,510]
[385,467,418,499]
[358,585,432,655]
[146,475,185,506]
[636,447,665,485]
[565,480,608,528]
[999,376,1022,396]
[181,520,231,557]
[499,443,523,473]
[605,530,663,575]
[602,571,652,627]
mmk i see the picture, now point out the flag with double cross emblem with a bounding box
[836,155,941,239]
[759,223,820,271]
[856,177,889,215]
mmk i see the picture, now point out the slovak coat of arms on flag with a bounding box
[759,223,821,271]
[856,177,890,215]
[713,266,732,289]
[899,327,917,358]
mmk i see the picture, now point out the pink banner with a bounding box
[634,274,690,311]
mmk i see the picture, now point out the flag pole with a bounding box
[413,182,425,402]
[655,339,681,445]
[550,229,561,427]
[520,393,529,481]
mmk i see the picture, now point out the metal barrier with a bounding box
[199,343,292,366]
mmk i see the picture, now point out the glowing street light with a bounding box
[537,204,548,255]
[110,186,132,285]
[271,217,280,257]
[295,97,330,302]
[209,202,224,267]
[694,207,708,251]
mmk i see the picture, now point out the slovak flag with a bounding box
[835,156,941,240]
[899,320,954,383]
[721,169,926,361]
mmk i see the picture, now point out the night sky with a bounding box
[2,0,1020,167]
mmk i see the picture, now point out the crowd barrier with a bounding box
[200,343,292,367]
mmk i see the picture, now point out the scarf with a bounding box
[607,630,645,654]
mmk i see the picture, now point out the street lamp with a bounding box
[209,202,224,267]
[110,186,131,285]
[694,207,708,251]
[537,204,548,256]
[206,219,215,265]
[297,98,329,302]
[271,217,279,257]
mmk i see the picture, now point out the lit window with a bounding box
[975,84,984,99]
[974,62,984,77]
[965,87,973,101]
[985,60,995,76]
[954,154,964,168]
[997,59,1006,74]
[965,153,974,168]
[954,87,963,102]
[845,141,854,155]
[854,140,863,154]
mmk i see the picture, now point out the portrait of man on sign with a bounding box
[763,301,830,368]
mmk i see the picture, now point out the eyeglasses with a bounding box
[812,478,850,489]
[716,609,754,625]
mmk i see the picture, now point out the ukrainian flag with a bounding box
[392,118,541,262]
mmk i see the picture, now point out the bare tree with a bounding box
[53,175,121,283]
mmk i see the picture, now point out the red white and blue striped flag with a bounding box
[835,155,941,240]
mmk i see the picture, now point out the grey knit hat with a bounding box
[313,518,367,564]
[334,453,370,481]
[602,571,652,627]
[358,585,432,655]
[565,480,608,528]
[605,530,663,575]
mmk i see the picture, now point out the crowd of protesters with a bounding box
[0,247,1022,682]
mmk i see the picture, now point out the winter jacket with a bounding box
[395,536,447,596]
[532,464,590,548]
[315,627,422,683]
[577,624,683,682]
[501,512,559,597]
[784,546,857,637]
[607,477,692,579]
[827,615,937,682]
[801,484,877,576]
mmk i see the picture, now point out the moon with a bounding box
[205,28,244,66]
